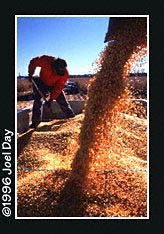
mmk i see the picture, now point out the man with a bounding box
[28,55,75,128]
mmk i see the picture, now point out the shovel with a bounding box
[28,76,53,114]
[28,76,49,102]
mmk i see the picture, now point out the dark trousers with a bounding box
[31,78,75,124]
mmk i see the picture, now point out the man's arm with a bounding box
[28,57,39,76]
[50,79,67,100]
[28,55,49,76]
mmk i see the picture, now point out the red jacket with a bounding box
[28,55,69,100]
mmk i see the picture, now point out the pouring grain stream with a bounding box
[54,17,147,216]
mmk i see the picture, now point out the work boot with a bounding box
[29,122,40,129]
[64,112,75,119]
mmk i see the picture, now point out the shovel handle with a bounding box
[28,76,48,102]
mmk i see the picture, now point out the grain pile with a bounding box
[17,17,148,217]
[17,112,147,217]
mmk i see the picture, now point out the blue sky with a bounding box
[16,16,109,75]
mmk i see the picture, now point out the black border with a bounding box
[1,1,162,233]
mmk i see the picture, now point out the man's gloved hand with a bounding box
[45,99,53,108]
